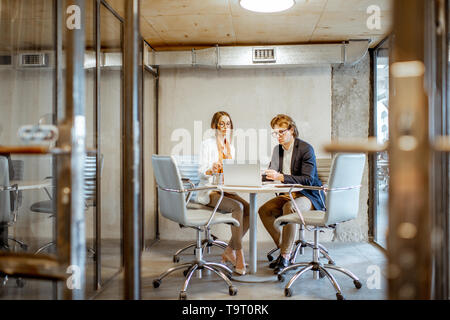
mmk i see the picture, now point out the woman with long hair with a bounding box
[197,111,249,275]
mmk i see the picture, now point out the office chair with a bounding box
[171,155,228,263]
[274,153,365,300]
[30,153,103,255]
[266,158,336,265]
[151,155,239,300]
[7,160,28,251]
[0,156,24,287]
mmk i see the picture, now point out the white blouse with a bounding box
[196,138,235,205]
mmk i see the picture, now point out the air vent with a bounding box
[0,55,12,66]
[18,53,49,67]
[253,47,276,63]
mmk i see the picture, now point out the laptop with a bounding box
[223,160,262,187]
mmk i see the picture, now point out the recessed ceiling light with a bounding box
[239,0,296,13]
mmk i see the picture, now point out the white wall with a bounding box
[157,66,332,243]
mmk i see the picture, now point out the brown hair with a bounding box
[270,114,299,138]
[211,111,234,131]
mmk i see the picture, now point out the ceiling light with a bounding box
[240,0,295,13]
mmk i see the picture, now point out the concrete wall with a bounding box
[331,53,371,241]
[154,56,371,244]
[157,66,333,243]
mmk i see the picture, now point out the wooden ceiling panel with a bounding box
[141,18,166,47]
[141,0,230,17]
[312,0,393,46]
[103,0,125,18]
[232,13,320,44]
[0,18,54,51]
[229,0,327,17]
[142,0,393,50]
[148,14,236,45]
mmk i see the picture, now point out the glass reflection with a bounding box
[99,3,123,284]
[374,39,390,249]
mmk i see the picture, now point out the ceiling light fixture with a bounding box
[239,0,295,13]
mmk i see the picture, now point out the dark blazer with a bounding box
[268,138,325,211]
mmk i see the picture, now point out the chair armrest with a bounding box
[0,184,20,225]
[157,185,218,193]
[282,183,361,192]
[156,184,224,229]
[181,178,195,204]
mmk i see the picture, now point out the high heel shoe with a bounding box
[234,250,247,276]
[221,251,236,267]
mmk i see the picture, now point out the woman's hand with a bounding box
[265,169,284,182]
[212,162,223,173]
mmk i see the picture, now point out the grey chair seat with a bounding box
[186,202,210,210]
[186,209,239,227]
[275,211,326,228]
[29,200,54,214]
[186,201,229,214]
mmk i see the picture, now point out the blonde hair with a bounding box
[270,114,299,138]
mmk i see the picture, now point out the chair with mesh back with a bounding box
[266,158,336,265]
[30,153,103,254]
[151,155,239,300]
[274,153,366,300]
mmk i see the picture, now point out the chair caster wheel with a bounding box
[183,269,190,277]
[267,254,274,262]
[354,280,362,289]
[152,279,161,288]
[277,274,285,282]
[16,278,24,288]
[284,288,292,297]
[336,293,345,300]
[179,291,187,300]
[328,260,336,265]
[21,245,28,251]
[229,286,238,296]
[319,270,326,279]
[211,234,218,241]
[173,256,180,263]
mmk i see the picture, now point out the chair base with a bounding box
[7,237,28,251]
[173,234,227,263]
[34,241,96,259]
[267,240,335,265]
[152,259,237,300]
[277,260,362,300]
[275,227,362,300]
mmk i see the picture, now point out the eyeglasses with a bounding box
[271,128,289,137]
[218,121,231,128]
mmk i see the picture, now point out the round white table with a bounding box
[210,183,303,281]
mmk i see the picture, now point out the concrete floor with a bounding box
[95,240,387,300]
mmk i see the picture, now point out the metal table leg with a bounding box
[249,193,257,274]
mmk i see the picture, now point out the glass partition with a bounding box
[373,38,390,249]
[0,0,56,299]
[143,59,157,246]
[99,2,123,284]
